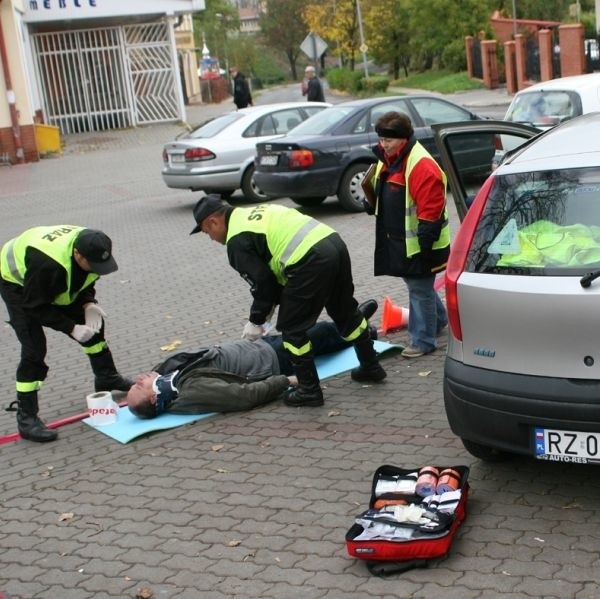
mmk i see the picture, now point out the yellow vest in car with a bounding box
[226,204,334,284]
[373,142,450,257]
[0,225,99,305]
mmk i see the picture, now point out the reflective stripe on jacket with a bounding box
[226,204,334,284]
[0,225,99,305]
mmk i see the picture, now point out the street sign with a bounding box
[300,32,328,60]
[359,43,368,54]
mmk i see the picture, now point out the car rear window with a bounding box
[467,167,600,275]
[287,105,355,135]
[185,113,243,139]
[505,90,580,128]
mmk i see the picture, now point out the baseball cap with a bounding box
[74,229,118,275]
[190,194,225,235]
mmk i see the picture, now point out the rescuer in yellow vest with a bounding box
[364,111,450,359]
[0,226,132,442]
[189,195,386,407]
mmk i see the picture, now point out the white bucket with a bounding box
[86,391,118,426]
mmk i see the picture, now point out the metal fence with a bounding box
[31,22,180,134]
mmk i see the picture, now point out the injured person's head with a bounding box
[126,370,179,419]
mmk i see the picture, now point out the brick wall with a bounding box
[559,24,586,76]
[0,124,39,164]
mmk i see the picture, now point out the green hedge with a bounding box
[327,68,389,95]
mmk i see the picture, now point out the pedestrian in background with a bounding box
[189,195,386,408]
[366,111,450,359]
[302,65,325,102]
[0,226,132,442]
[230,66,253,109]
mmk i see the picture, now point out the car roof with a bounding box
[234,101,331,116]
[498,111,600,173]
[514,73,600,94]
[332,94,459,108]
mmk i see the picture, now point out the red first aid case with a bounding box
[346,464,469,576]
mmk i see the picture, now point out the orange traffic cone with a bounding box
[379,296,409,334]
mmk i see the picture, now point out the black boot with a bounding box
[285,355,324,407]
[358,299,378,321]
[89,349,133,393]
[13,392,58,442]
[351,333,387,383]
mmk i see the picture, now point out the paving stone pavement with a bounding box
[0,84,599,599]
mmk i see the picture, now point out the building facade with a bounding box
[0,0,204,164]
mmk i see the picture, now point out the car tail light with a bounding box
[162,149,168,162]
[288,150,314,168]
[184,147,216,162]
[445,175,494,341]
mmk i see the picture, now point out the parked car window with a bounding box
[368,100,411,131]
[466,166,600,274]
[304,106,327,118]
[505,91,580,127]
[288,105,355,135]
[411,98,472,125]
[242,109,303,138]
[186,113,243,139]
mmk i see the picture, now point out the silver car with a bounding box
[161,102,330,202]
[432,114,600,465]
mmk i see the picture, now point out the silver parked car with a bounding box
[161,101,330,202]
[433,113,600,465]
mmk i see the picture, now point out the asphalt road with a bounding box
[0,83,598,599]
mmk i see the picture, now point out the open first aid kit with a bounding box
[346,464,469,576]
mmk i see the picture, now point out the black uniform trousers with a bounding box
[277,233,365,357]
[0,280,105,387]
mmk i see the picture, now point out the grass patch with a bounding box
[392,70,485,94]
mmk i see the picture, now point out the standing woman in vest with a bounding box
[0,226,132,442]
[189,195,386,408]
[367,112,450,358]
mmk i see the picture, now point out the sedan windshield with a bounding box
[288,105,356,136]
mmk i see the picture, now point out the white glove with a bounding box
[241,321,263,341]
[71,324,95,343]
[84,304,107,333]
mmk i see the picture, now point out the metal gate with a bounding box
[124,23,179,125]
[31,22,180,134]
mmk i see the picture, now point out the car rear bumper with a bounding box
[161,167,240,191]
[444,357,600,457]
[254,169,339,199]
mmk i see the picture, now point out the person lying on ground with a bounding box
[127,300,378,419]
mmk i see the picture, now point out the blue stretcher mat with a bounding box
[84,340,401,443]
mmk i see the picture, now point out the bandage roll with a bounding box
[436,468,461,494]
[415,466,439,497]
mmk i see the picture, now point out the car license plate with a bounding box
[534,427,600,464]
[171,155,185,163]
[260,155,278,166]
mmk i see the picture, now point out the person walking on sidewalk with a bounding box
[189,195,386,407]
[0,226,132,442]
[302,66,325,102]
[365,111,450,358]
[230,66,253,109]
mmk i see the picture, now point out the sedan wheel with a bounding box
[338,163,372,213]
[241,164,270,202]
